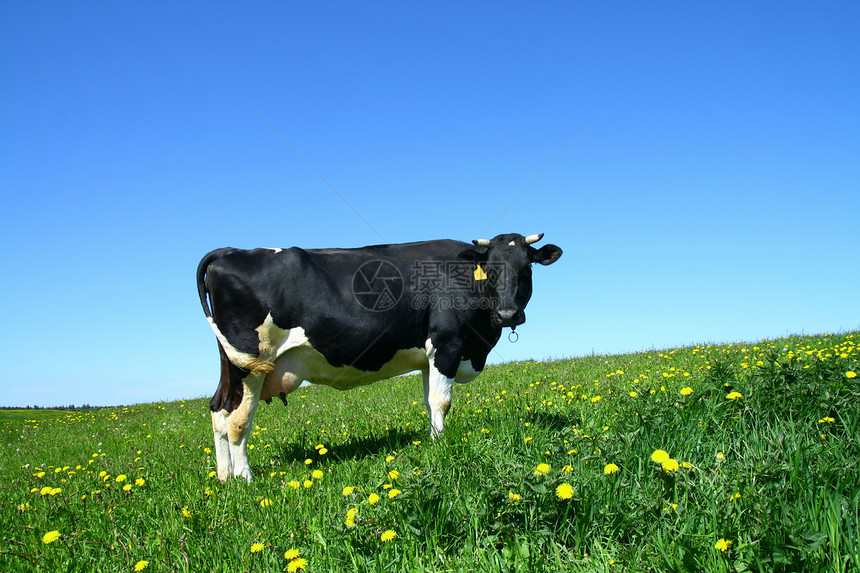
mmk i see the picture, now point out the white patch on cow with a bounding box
[211,410,232,482]
[264,247,283,253]
[509,240,516,246]
[422,343,454,438]
[455,359,479,384]
[207,317,270,373]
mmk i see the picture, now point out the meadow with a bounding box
[2,332,858,572]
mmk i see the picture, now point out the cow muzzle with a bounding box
[495,308,525,328]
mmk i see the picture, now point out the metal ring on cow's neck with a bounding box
[508,328,519,343]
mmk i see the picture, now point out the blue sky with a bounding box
[2,2,858,407]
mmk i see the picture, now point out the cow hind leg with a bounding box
[212,409,232,482]
[224,373,265,482]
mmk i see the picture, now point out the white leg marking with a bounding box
[212,410,232,483]
[423,347,454,439]
[225,374,264,483]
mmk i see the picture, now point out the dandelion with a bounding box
[388,488,402,499]
[182,507,192,519]
[508,492,521,502]
[250,542,265,553]
[726,392,743,400]
[385,455,395,462]
[680,387,693,396]
[303,480,313,488]
[715,538,733,552]
[135,478,145,487]
[534,463,551,477]
[115,474,127,483]
[604,463,620,475]
[629,391,637,397]
[729,492,741,501]
[651,450,670,464]
[388,470,400,480]
[555,483,574,500]
[123,484,133,492]
[259,498,273,508]
[846,371,857,379]
[591,395,601,402]
[368,493,380,504]
[287,557,308,572]
[661,459,680,472]
[311,469,324,480]
[716,452,726,461]
[40,486,53,495]
[342,486,356,496]
[133,560,149,571]
[304,458,312,465]
[380,530,397,542]
[42,530,60,544]
[284,549,300,560]
[287,480,300,489]
[819,417,835,424]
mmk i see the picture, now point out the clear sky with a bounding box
[2,2,858,407]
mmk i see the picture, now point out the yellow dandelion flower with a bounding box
[534,463,551,477]
[182,507,192,519]
[250,542,265,553]
[318,447,328,455]
[661,459,680,472]
[304,458,312,465]
[508,492,521,502]
[259,498,273,508]
[651,450,670,464]
[342,486,356,496]
[385,455,395,462]
[133,560,149,571]
[122,484,133,492]
[302,480,313,488]
[40,486,53,495]
[115,474,127,483]
[287,557,308,572]
[604,463,620,475]
[715,538,732,552]
[388,488,402,499]
[819,417,835,424]
[846,371,857,379]
[368,493,380,504]
[284,548,300,560]
[726,392,742,400]
[311,469,324,480]
[42,530,60,544]
[135,478,145,487]
[388,470,400,480]
[680,387,693,396]
[380,530,397,542]
[555,482,574,500]
[287,480,300,489]
[716,452,725,461]
[629,391,637,397]
[729,492,741,501]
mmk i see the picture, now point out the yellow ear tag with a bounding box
[474,263,488,281]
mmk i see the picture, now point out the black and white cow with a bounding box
[197,233,562,481]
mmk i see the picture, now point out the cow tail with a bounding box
[197,249,228,319]
[196,248,276,376]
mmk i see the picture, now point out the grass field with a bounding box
[2,332,858,572]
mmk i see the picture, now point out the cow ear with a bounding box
[457,247,488,262]
[529,244,562,265]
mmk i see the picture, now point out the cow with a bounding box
[197,233,562,481]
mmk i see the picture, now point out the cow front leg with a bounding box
[224,374,264,482]
[423,349,456,438]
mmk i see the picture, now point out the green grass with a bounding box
[2,332,858,572]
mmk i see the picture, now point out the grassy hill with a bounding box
[2,332,858,572]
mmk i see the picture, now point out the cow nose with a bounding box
[498,308,517,321]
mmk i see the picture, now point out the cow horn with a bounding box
[525,233,544,245]
[472,239,491,246]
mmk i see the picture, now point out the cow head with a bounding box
[459,233,562,328]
